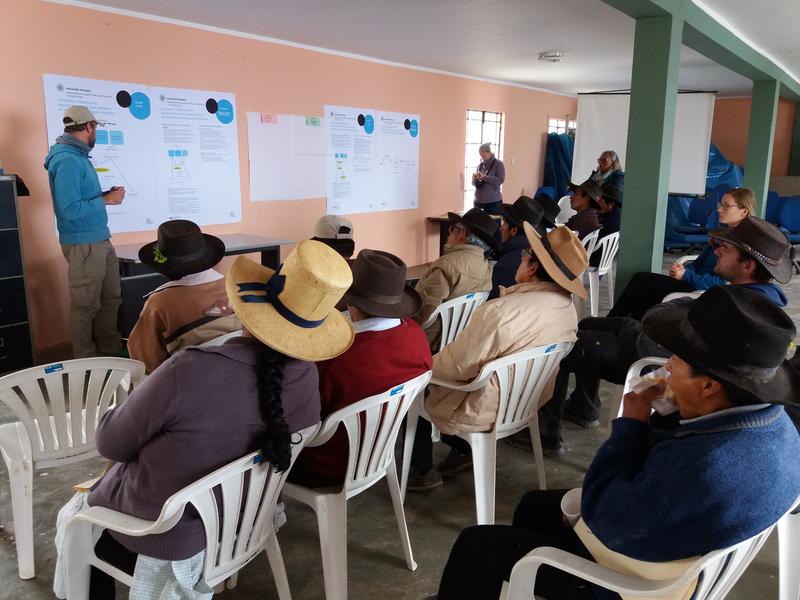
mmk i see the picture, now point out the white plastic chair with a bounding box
[0,357,145,579]
[63,422,319,600]
[608,357,669,424]
[199,329,244,346]
[579,229,600,258]
[501,497,800,600]
[676,254,699,266]
[401,343,572,525]
[421,291,490,353]
[588,232,621,317]
[779,506,800,600]
[282,371,432,600]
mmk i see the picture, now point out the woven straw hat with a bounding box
[524,222,588,299]
[226,240,354,361]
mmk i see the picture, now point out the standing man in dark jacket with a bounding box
[489,196,545,299]
[44,105,125,358]
[473,143,505,216]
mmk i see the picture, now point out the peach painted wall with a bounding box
[0,0,576,354]
[711,97,796,176]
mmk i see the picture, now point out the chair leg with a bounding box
[606,271,615,311]
[527,420,547,490]
[400,407,419,500]
[469,434,497,525]
[7,458,35,579]
[589,271,600,317]
[778,510,800,600]
[314,494,349,600]
[265,529,292,600]
[63,520,93,600]
[387,459,417,571]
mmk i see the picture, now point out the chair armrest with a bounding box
[69,506,178,537]
[430,365,495,393]
[508,547,692,598]
[675,254,699,266]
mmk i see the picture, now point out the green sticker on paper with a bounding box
[306,116,321,127]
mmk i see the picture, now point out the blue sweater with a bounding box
[489,234,528,299]
[680,245,725,290]
[44,141,110,244]
[582,405,800,565]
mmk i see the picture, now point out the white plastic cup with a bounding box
[561,487,582,528]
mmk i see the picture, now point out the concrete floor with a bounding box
[1,252,797,600]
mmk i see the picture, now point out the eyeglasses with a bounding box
[717,202,740,211]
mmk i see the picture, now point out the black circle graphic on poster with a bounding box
[357,114,365,126]
[404,119,411,130]
[116,91,132,108]
[206,99,218,114]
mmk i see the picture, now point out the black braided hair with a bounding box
[254,346,292,472]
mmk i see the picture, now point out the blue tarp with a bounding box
[542,133,574,199]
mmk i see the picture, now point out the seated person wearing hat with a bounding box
[407,224,585,491]
[312,215,355,259]
[413,208,497,351]
[433,285,800,600]
[532,192,561,230]
[589,184,622,268]
[539,216,792,455]
[69,242,354,599]
[128,220,241,374]
[564,179,602,239]
[489,196,545,300]
[289,250,432,487]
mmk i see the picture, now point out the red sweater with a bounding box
[296,318,432,481]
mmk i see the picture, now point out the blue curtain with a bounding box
[542,133,574,198]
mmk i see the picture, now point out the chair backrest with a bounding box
[580,229,599,257]
[617,357,669,418]
[594,232,620,275]
[318,371,432,497]
[486,342,572,435]
[765,191,783,224]
[779,196,800,232]
[0,358,145,466]
[199,330,244,347]
[172,423,320,589]
[687,195,716,226]
[422,292,489,352]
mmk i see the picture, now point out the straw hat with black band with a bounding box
[139,220,225,279]
[643,285,799,407]
[226,240,354,361]
[501,196,545,232]
[447,208,501,253]
[708,215,792,284]
[523,221,588,298]
[342,249,421,318]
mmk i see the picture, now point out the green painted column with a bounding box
[616,14,683,291]
[743,79,780,216]
[788,102,800,176]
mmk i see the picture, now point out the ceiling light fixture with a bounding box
[538,51,565,63]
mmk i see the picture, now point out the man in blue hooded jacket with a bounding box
[44,105,125,358]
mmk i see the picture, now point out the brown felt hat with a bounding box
[226,241,354,361]
[524,222,588,299]
[342,249,421,318]
[139,220,225,278]
[708,216,792,284]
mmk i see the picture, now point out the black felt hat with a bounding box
[501,196,545,231]
[447,208,500,253]
[708,216,792,284]
[139,220,225,278]
[533,193,560,228]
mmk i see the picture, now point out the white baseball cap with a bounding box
[63,105,106,128]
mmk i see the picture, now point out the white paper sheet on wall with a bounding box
[247,112,327,201]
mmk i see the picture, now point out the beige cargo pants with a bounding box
[61,240,122,358]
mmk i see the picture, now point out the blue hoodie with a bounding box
[43,141,110,244]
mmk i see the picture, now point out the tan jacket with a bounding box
[413,244,493,350]
[425,281,578,433]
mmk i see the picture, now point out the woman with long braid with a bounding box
[69,241,354,599]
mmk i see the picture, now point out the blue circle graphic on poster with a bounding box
[409,119,419,137]
[364,114,375,134]
[129,92,151,120]
[216,99,234,124]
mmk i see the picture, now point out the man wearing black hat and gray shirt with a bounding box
[489,196,545,300]
[128,220,240,373]
[565,179,602,239]
[433,285,800,600]
[413,208,498,350]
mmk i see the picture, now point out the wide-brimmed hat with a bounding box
[447,208,500,253]
[533,193,560,228]
[643,285,799,406]
[523,222,588,298]
[502,196,545,231]
[226,241,354,361]
[601,184,623,207]
[139,220,225,278]
[568,179,603,205]
[342,249,421,318]
[708,216,792,284]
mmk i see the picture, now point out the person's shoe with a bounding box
[406,469,443,492]
[541,436,565,457]
[436,449,473,476]
[503,430,533,452]
[563,410,600,428]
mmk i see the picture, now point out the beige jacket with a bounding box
[413,244,493,350]
[425,281,578,433]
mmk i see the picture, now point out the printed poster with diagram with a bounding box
[43,74,241,233]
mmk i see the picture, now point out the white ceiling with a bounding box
[65,0,800,97]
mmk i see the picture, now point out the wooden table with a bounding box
[115,233,293,338]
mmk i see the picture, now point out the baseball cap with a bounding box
[313,215,354,240]
[63,105,106,128]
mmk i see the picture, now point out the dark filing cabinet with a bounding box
[0,175,34,374]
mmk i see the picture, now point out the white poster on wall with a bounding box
[43,74,241,232]
[376,110,420,211]
[247,112,327,201]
